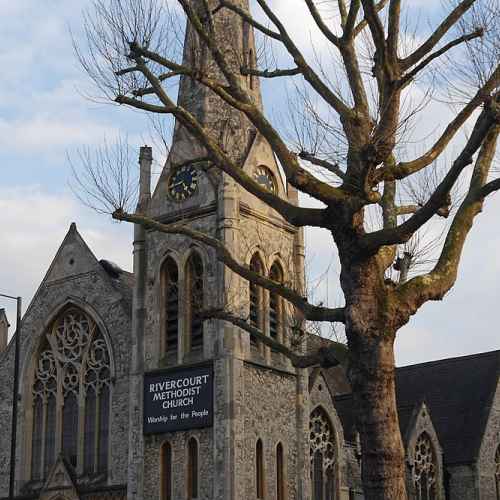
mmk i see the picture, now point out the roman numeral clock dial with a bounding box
[167,164,199,201]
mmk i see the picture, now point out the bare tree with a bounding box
[73,0,500,498]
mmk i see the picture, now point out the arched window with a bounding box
[309,407,337,500]
[31,307,112,479]
[162,257,179,357]
[413,433,437,500]
[160,441,172,500]
[494,445,500,500]
[256,439,265,499]
[186,252,204,352]
[269,262,284,345]
[187,438,199,499]
[249,254,265,347]
[276,442,285,500]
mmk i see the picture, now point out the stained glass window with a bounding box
[187,438,199,499]
[413,433,437,500]
[160,441,172,500]
[256,439,265,499]
[310,407,336,500]
[269,263,283,344]
[31,307,112,479]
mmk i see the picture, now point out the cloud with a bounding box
[0,186,132,336]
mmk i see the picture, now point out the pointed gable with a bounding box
[396,350,500,466]
[39,454,78,500]
[44,222,100,284]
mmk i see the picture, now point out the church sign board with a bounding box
[143,364,213,434]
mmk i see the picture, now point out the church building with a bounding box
[0,2,499,500]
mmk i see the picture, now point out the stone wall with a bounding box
[240,362,298,500]
[477,379,500,500]
[0,227,133,496]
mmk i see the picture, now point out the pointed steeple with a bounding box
[171,0,263,164]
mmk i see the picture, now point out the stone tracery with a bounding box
[413,433,437,500]
[310,406,336,500]
[31,307,112,480]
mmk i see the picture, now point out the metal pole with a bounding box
[8,297,21,500]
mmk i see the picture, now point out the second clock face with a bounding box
[254,165,276,193]
[168,164,199,201]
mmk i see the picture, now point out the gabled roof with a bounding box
[395,349,500,465]
[23,223,134,321]
[332,350,500,464]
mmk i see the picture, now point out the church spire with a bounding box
[171,0,263,163]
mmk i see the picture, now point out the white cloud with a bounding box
[0,186,132,335]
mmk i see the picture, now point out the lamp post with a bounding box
[0,293,22,500]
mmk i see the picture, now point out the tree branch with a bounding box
[399,29,484,88]
[201,308,348,368]
[241,66,302,78]
[361,101,500,251]
[113,210,346,323]
[401,0,476,70]
[396,123,500,313]
[377,64,500,182]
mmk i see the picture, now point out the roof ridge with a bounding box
[397,349,500,371]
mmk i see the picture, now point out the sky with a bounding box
[0,0,498,366]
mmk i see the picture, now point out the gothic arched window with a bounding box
[161,257,179,357]
[495,445,500,500]
[256,439,265,499]
[187,438,199,499]
[269,262,284,345]
[31,307,112,479]
[413,433,437,500]
[249,254,265,347]
[160,441,172,500]
[276,442,285,500]
[186,252,204,352]
[309,407,337,500]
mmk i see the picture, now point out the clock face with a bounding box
[168,164,199,201]
[253,166,276,193]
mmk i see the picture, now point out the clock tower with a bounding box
[127,2,309,499]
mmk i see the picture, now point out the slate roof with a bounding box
[395,350,499,465]
[306,334,351,396]
[330,350,499,465]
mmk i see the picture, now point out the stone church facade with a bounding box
[0,2,499,500]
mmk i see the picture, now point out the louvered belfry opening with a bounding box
[249,254,264,347]
[31,307,112,479]
[186,252,204,351]
[162,257,179,357]
[269,262,283,344]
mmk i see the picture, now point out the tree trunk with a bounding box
[348,331,407,500]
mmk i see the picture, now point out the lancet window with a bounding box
[187,438,199,499]
[249,254,265,347]
[495,445,500,500]
[310,407,336,500]
[269,262,284,344]
[160,441,172,500]
[276,442,285,500]
[31,307,112,479]
[413,433,437,500]
[256,439,265,499]
[186,252,204,351]
[162,257,179,356]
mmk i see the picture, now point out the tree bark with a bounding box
[349,331,407,500]
[339,249,408,500]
